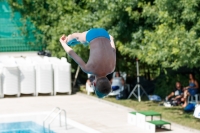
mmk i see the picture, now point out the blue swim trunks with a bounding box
[67,28,110,46]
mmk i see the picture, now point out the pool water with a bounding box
[0,121,55,133]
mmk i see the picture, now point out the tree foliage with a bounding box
[8,0,200,71]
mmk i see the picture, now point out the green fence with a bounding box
[0,1,44,52]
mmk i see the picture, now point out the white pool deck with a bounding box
[0,93,199,133]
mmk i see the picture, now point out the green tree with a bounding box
[119,0,200,69]
[8,0,149,73]
[8,0,200,73]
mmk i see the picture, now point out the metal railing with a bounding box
[43,107,67,132]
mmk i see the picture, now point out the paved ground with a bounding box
[0,93,199,133]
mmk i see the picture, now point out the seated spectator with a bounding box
[110,71,125,91]
[86,74,95,87]
[182,73,199,108]
[165,82,183,106]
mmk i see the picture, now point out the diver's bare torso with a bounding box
[59,29,116,77]
[86,37,116,76]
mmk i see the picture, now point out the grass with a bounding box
[80,85,200,130]
[104,97,200,130]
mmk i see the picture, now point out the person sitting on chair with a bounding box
[86,74,95,87]
[86,74,95,95]
[182,73,199,108]
[165,81,183,106]
[110,71,125,91]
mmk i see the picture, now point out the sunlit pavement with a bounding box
[0,93,199,133]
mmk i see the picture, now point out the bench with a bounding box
[145,120,171,133]
[136,111,162,128]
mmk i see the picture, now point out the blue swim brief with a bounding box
[86,28,110,43]
[67,28,110,46]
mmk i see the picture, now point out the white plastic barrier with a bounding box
[0,63,2,98]
[17,58,36,95]
[27,56,43,65]
[35,62,53,96]
[0,56,72,98]
[0,56,9,63]
[43,56,50,63]
[50,57,71,95]
[15,58,24,64]
[2,65,20,97]
[26,56,53,96]
[61,57,67,63]
[49,57,60,63]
